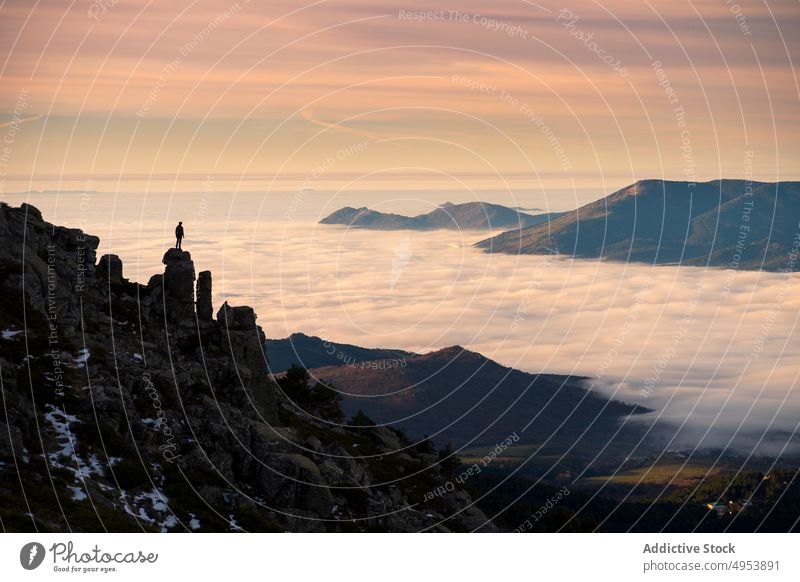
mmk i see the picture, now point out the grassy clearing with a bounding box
[584,463,722,487]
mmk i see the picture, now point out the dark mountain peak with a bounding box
[265,332,416,373]
[320,201,561,231]
[423,345,478,360]
[312,340,650,456]
[478,179,799,271]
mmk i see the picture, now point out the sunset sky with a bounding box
[1,0,798,194]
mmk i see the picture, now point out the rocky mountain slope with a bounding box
[0,202,493,532]
[477,180,800,271]
[311,346,652,466]
[320,201,560,230]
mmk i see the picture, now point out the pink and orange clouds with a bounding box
[0,0,798,189]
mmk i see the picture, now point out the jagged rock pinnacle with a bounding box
[161,248,195,324]
[196,270,213,322]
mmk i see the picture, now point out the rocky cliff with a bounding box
[0,202,493,532]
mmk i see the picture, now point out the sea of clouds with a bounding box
[5,191,799,456]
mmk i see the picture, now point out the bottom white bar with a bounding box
[1,533,796,581]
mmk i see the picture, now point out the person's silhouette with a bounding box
[175,221,184,249]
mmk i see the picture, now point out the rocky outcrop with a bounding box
[0,202,99,338]
[196,270,213,321]
[97,254,124,284]
[0,202,492,533]
[161,248,195,324]
[214,301,276,421]
[217,301,256,330]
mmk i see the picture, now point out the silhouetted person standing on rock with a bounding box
[175,221,184,249]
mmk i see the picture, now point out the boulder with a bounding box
[97,254,124,284]
[162,247,191,266]
[217,301,257,330]
[304,435,322,452]
[257,453,334,517]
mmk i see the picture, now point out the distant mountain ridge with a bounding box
[265,332,416,373]
[320,201,561,230]
[310,345,651,460]
[476,179,800,271]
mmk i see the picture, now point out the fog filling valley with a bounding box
[7,191,799,457]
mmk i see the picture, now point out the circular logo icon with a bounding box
[20,542,46,570]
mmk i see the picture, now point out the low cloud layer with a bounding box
[7,192,799,457]
[258,224,800,456]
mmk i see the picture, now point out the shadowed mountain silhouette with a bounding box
[320,201,561,231]
[476,179,800,271]
[310,346,651,462]
[265,332,416,373]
